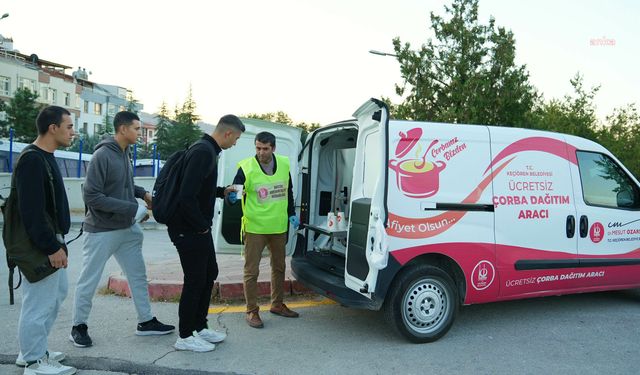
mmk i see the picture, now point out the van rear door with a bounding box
[343,99,389,295]
[214,119,302,254]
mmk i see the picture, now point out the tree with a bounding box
[0,99,9,137]
[530,74,599,141]
[4,88,43,142]
[101,113,114,135]
[153,89,202,158]
[596,104,640,179]
[245,111,321,143]
[126,91,140,113]
[171,87,201,152]
[67,133,105,154]
[154,102,173,158]
[389,0,537,126]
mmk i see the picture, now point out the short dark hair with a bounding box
[36,106,71,135]
[255,131,276,148]
[113,111,140,132]
[216,114,245,133]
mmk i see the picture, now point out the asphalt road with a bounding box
[1,229,639,374]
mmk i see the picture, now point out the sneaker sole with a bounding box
[200,337,226,344]
[136,329,175,336]
[16,353,66,367]
[69,334,92,348]
[174,344,215,352]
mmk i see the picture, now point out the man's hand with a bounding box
[225,185,241,204]
[143,192,153,209]
[227,192,238,204]
[48,248,68,269]
[289,215,300,229]
[223,185,236,196]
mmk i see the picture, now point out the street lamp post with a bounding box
[369,48,449,88]
[369,49,398,58]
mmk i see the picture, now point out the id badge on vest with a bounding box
[254,182,287,203]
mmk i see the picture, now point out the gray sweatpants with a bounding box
[72,224,153,326]
[18,268,68,363]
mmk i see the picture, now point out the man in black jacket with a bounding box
[14,106,77,374]
[168,114,245,352]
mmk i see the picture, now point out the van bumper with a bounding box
[291,257,380,310]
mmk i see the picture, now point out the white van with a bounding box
[216,99,640,343]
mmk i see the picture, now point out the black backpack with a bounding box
[152,140,209,224]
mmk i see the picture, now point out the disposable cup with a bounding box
[234,184,244,196]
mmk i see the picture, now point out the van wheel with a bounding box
[384,265,458,343]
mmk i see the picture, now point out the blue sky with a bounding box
[2,0,638,125]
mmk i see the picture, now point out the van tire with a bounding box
[384,265,458,343]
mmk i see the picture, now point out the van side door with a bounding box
[573,150,640,287]
[490,130,579,297]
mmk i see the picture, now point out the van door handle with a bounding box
[579,215,589,238]
[566,215,575,238]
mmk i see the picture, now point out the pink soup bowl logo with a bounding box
[389,159,446,198]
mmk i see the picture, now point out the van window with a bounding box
[576,151,640,209]
[363,130,381,197]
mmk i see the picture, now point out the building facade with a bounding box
[0,35,149,139]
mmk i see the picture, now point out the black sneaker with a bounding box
[69,324,93,347]
[136,317,175,336]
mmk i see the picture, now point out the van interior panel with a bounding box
[307,127,358,257]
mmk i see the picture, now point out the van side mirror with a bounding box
[616,189,635,208]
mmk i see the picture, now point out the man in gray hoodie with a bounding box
[70,111,174,348]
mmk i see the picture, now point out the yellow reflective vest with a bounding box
[239,154,290,235]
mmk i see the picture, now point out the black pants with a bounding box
[168,229,218,338]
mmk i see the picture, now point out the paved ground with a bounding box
[2,225,640,374]
[0,226,309,375]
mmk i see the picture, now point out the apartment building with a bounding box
[0,35,148,139]
[0,45,81,122]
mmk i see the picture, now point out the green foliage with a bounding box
[530,74,599,141]
[596,104,640,179]
[245,111,320,143]
[101,114,114,135]
[390,0,537,126]
[0,99,9,137]
[154,88,202,158]
[126,92,140,114]
[4,88,44,142]
[66,133,105,153]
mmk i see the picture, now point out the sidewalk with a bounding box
[71,216,315,302]
[106,250,312,302]
[0,214,312,301]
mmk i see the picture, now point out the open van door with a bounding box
[344,99,389,295]
[213,118,302,254]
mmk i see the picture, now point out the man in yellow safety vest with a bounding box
[228,131,300,328]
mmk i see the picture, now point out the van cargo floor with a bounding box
[305,251,345,278]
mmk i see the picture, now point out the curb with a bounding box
[106,275,314,302]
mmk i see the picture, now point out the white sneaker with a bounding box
[174,335,215,352]
[16,351,66,367]
[195,328,227,343]
[23,355,76,375]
